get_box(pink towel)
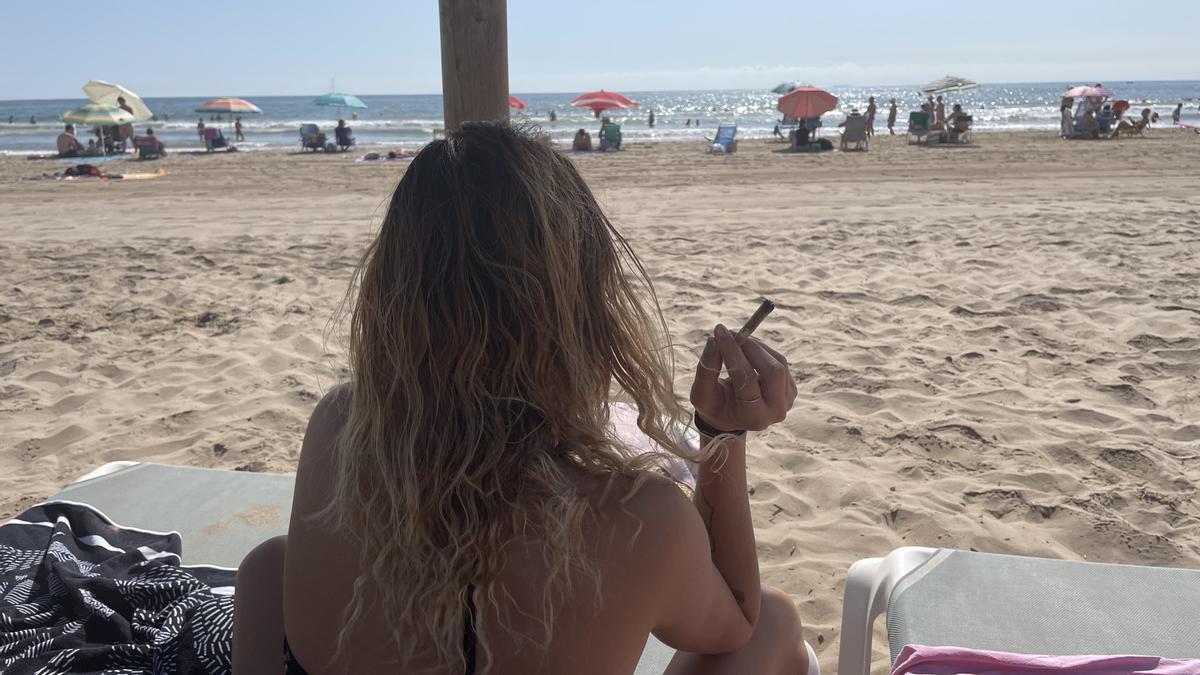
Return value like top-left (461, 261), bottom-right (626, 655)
top-left (892, 644), bottom-right (1200, 675)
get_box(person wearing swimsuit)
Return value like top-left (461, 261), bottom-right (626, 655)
top-left (232, 122), bottom-right (810, 674)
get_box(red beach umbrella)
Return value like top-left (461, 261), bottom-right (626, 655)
top-left (508, 95), bottom-right (527, 109)
top-left (1063, 85), bottom-right (1113, 99)
top-left (569, 90), bottom-right (638, 116)
top-left (776, 87), bottom-right (839, 119)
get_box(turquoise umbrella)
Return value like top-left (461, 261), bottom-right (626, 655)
top-left (62, 102), bottom-right (136, 156)
top-left (313, 92), bottom-right (367, 111)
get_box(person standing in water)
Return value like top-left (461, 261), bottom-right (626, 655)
top-left (648, 110), bottom-right (656, 127)
top-left (549, 110), bottom-right (557, 122)
top-left (865, 96), bottom-right (877, 137)
top-left (1173, 103), bottom-right (1183, 124)
top-left (235, 116), bottom-right (245, 141)
top-left (197, 118), bottom-right (206, 141)
top-left (886, 98), bottom-right (898, 135)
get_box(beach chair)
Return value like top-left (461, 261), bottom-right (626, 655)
top-left (837, 547), bottom-right (1200, 675)
top-left (47, 421), bottom-right (821, 674)
top-left (299, 123), bottom-right (327, 152)
top-left (598, 122), bottom-right (622, 151)
top-left (706, 124), bottom-right (737, 153)
top-left (203, 127), bottom-right (229, 151)
top-left (335, 126), bottom-right (355, 151)
top-left (133, 136), bottom-right (163, 159)
top-left (839, 115), bottom-right (868, 151)
top-left (905, 112), bottom-right (930, 145)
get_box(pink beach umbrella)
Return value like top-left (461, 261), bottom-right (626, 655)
top-left (508, 95), bottom-right (527, 110)
top-left (776, 87), bottom-right (839, 119)
top-left (570, 90), bottom-right (638, 117)
top-left (1063, 85), bottom-right (1113, 99)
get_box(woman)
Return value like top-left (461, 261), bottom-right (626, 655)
top-left (573, 127), bottom-right (593, 151)
top-left (886, 98), bottom-right (897, 135)
top-left (232, 123), bottom-right (809, 674)
top-left (865, 96), bottom-right (877, 137)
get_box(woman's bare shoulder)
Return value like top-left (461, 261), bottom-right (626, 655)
top-left (295, 383), bottom-right (352, 476)
top-left (582, 470), bottom-right (698, 544)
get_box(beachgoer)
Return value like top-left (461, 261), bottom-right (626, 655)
top-left (231, 122), bottom-right (809, 675)
top-left (1111, 108), bottom-right (1151, 138)
top-left (1078, 109), bottom-right (1100, 139)
top-left (1060, 97), bottom-right (1074, 138)
top-left (6, 116), bottom-right (12, 124)
top-left (335, 119), bottom-right (355, 150)
top-left (772, 124), bottom-right (785, 140)
top-left (946, 104), bottom-right (971, 142)
top-left (886, 98), bottom-right (897, 135)
top-left (138, 127), bottom-right (166, 155)
top-left (685, 118), bottom-right (691, 127)
top-left (56, 124), bottom-right (84, 157)
top-left (115, 96), bottom-right (135, 149)
top-left (865, 96), bottom-right (877, 137)
top-left (29, 115), bottom-right (36, 124)
top-left (934, 95), bottom-right (946, 127)
top-left (197, 119), bottom-right (206, 141)
top-left (351, 111), bottom-right (358, 121)
top-left (572, 128), bottom-right (592, 151)
top-left (1173, 103), bottom-right (1183, 124)
top-left (648, 110), bottom-right (655, 128)
top-left (1151, 111), bottom-right (1160, 124)
top-left (793, 119), bottom-right (810, 148)
top-left (235, 116), bottom-right (245, 141)
top-left (549, 110), bottom-right (557, 122)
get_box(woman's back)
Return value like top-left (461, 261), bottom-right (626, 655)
top-left (283, 388), bottom-right (714, 674)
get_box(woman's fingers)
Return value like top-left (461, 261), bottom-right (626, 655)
top-left (689, 334), bottom-right (724, 411)
top-left (714, 324), bottom-right (763, 404)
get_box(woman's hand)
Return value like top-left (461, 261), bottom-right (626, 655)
top-left (689, 324), bottom-right (797, 433)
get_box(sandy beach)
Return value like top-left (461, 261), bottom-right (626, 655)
top-left (2, 130), bottom-right (1199, 671)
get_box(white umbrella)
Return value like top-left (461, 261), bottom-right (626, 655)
top-left (83, 80), bottom-right (153, 122)
top-left (919, 76), bottom-right (979, 95)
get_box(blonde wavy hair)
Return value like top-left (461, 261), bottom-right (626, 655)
top-left (327, 122), bottom-right (693, 672)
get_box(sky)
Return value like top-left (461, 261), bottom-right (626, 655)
top-left (2, 1), bottom-right (1196, 100)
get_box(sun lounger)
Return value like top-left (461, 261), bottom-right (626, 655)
top-left (706, 124), bottom-right (737, 153)
top-left (837, 547), bottom-right (1200, 675)
top-left (299, 123), bottom-right (327, 151)
top-left (839, 115), bottom-right (868, 151)
top-left (905, 112), bottom-right (930, 144)
top-left (50, 454), bottom-right (816, 675)
top-left (599, 122), bottom-right (622, 151)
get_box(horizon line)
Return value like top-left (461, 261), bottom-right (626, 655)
top-left (5, 79), bottom-right (1199, 103)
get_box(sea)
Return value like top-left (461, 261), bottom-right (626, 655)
top-left (2, 81), bottom-right (1197, 155)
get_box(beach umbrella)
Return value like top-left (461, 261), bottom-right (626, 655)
top-left (772, 81), bottom-right (813, 95)
top-left (570, 90), bottom-right (637, 117)
top-left (508, 95), bottom-right (527, 109)
top-left (1063, 85), bottom-right (1113, 99)
top-left (312, 92), bottom-right (367, 110)
top-left (776, 87), bottom-right (839, 119)
top-left (82, 80), bottom-right (153, 121)
top-left (919, 75), bottom-right (979, 95)
top-left (195, 97), bottom-right (263, 115)
top-left (62, 102), bottom-right (136, 156)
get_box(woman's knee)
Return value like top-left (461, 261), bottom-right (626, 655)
top-left (759, 586), bottom-right (808, 672)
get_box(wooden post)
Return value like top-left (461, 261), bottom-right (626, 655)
top-left (439, 0), bottom-right (509, 130)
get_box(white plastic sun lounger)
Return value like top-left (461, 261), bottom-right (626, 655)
top-left (837, 546), bottom-right (1200, 675)
top-left (55, 462), bottom-right (818, 675)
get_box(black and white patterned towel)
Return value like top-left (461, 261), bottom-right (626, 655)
top-left (0, 501), bottom-right (234, 674)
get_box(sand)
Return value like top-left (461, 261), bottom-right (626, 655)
top-left (3, 130), bottom-right (1200, 672)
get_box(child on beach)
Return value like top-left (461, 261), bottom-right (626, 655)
top-left (232, 122), bottom-right (809, 675)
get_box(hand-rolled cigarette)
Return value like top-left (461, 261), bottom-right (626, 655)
top-left (737, 298), bottom-right (776, 338)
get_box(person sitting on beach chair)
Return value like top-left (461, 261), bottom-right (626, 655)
top-left (56, 124), bottom-right (84, 158)
top-left (299, 124), bottom-right (326, 152)
top-left (334, 119), bottom-right (355, 151)
top-left (231, 122), bottom-right (814, 675)
top-left (792, 119), bottom-right (811, 150)
top-left (1112, 108), bottom-right (1151, 138)
top-left (572, 128), bottom-right (593, 151)
top-left (945, 105), bottom-right (973, 143)
top-left (598, 120), bottom-right (622, 151)
top-left (839, 110), bottom-right (869, 151)
top-left (133, 128), bottom-right (166, 159)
